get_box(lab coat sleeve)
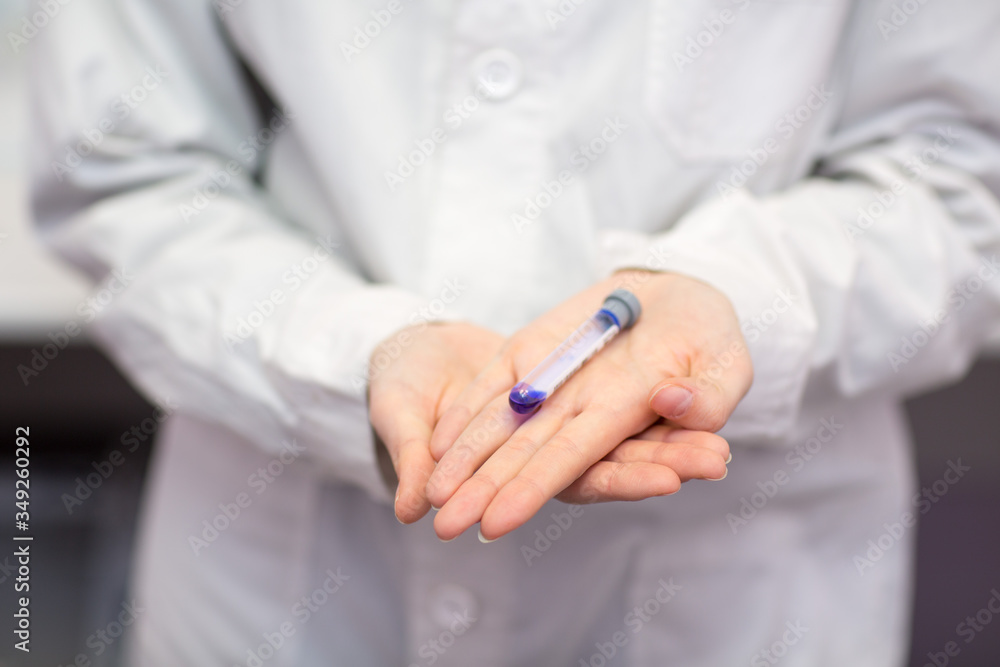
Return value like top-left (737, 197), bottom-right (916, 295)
top-left (28, 1), bottom-right (421, 502)
top-left (601, 0), bottom-right (1000, 444)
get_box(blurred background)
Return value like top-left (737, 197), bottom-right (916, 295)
top-left (0, 1), bottom-right (998, 666)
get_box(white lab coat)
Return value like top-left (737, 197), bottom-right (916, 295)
top-left (28, 1), bottom-right (1000, 665)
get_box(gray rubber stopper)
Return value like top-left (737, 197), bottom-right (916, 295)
top-left (602, 289), bottom-right (642, 329)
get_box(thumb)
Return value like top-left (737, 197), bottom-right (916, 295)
top-left (648, 342), bottom-right (753, 432)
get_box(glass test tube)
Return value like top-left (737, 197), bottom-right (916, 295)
top-left (508, 289), bottom-right (641, 414)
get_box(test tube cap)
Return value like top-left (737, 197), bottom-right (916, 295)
top-left (602, 289), bottom-right (641, 329)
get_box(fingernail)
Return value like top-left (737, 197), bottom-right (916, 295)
top-left (395, 504), bottom-right (408, 524)
top-left (439, 534), bottom-right (456, 543)
top-left (709, 468), bottom-right (728, 482)
top-left (394, 491), bottom-right (404, 524)
top-left (725, 452), bottom-right (733, 464)
top-left (650, 385), bottom-right (694, 420)
top-left (478, 528), bottom-right (496, 544)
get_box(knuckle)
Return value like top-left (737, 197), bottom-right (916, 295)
top-left (443, 403), bottom-right (473, 429)
top-left (468, 472), bottom-right (502, 496)
top-left (465, 417), bottom-right (500, 447)
top-left (698, 402), bottom-right (730, 432)
top-left (651, 441), bottom-right (675, 463)
top-left (435, 444), bottom-right (475, 480)
top-left (448, 442), bottom-right (476, 465)
top-left (577, 480), bottom-right (602, 505)
top-left (602, 464), bottom-right (625, 498)
top-left (504, 433), bottom-right (541, 459)
top-left (541, 399), bottom-right (577, 422)
top-left (512, 475), bottom-right (549, 506)
top-left (546, 433), bottom-right (585, 462)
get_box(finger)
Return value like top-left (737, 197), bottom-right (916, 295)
top-left (556, 461), bottom-right (682, 504)
top-left (373, 401), bottom-right (436, 524)
top-left (394, 434), bottom-right (437, 524)
top-left (628, 424), bottom-right (731, 460)
top-left (424, 393), bottom-right (530, 509)
top-left (603, 439), bottom-right (728, 482)
top-left (428, 357), bottom-right (518, 461)
top-left (647, 341), bottom-right (753, 432)
top-left (431, 405), bottom-right (575, 540)
top-left (478, 406), bottom-right (649, 540)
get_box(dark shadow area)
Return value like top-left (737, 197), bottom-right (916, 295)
top-left (906, 359), bottom-right (1000, 667)
top-left (0, 343), bottom-right (997, 666)
top-left (0, 343), bottom-right (154, 667)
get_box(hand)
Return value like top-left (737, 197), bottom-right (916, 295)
top-left (368, 321), bottom-right (504, 524)
top-left (424, 270), bottom-right (753, 541)
top-left (368, 316), bottom-right (708, 525)
top-left (553, 422), bottom-right (733, 504)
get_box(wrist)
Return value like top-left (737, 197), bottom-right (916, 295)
top-left (609, 268), bottom-right (675, 304)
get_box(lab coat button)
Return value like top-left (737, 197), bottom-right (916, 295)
top-left (471, 48), bottom-right (523, 101)
top-left (427, 583), bottom-right (479, 630)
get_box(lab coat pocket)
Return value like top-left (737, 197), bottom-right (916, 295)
top-left (644, 0), bottom-right (849, 163)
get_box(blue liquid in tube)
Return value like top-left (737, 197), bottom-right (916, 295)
top-left (509, 290), bottom-right (641, 414)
